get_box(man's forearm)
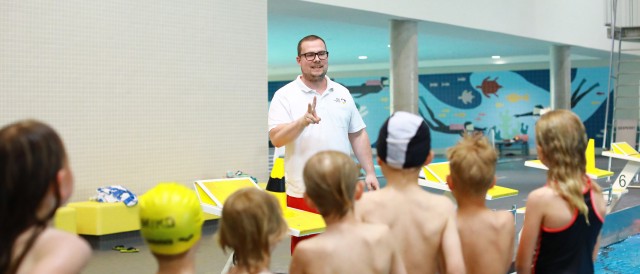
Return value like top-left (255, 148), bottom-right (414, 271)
top-left (349, 130), bottom-right (375, 174)
top-left (270, 118), bottom-right (307, 147)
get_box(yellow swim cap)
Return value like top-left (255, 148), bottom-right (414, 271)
top-left (139, 183), bottom-right (203, 255)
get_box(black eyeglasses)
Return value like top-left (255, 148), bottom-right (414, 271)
top-left (300, 51), bottom-right (329, 61)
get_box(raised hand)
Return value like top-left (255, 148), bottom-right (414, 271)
top-left (303, 96), bottom-right (321, 126)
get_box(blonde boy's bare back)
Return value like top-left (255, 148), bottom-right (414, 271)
top-left (289, 221), bottom-right (404, 274)
top-left (356, 185), bottom-right (462, 274)
top-left (457, 209), bottom-right (514, 274)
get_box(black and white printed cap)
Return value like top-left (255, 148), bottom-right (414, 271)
top-left (377, 111), bottom-right (431, 169)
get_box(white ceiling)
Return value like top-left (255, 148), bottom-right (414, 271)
top-left (267, 0), bottom-right (611, 78)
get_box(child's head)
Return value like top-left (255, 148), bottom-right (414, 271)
top-left (303, 150), bottom-right (361, 218)
top-left (0, 120), bottom-right (71, 272)
top-left (446, 133), bottom-right (497, 197)
top-left (535, 109), bottom-right (587, 177)
top-left (535, 109), bottom-right (593, 221)
top-left (377, 111), bottom-right (432, 172)
top-left (139, 183), bottom-right (204, 256)
top-left (218, 188), bottom-right (288, 272)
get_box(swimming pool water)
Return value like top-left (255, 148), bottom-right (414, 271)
top-left (595, 233), bottom-right (640, 273)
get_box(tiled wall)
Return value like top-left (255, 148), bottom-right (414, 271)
top-left (0, 1), bottom-right (268, 202)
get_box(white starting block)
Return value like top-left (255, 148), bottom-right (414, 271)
top-left (602, 142), bottom-right (640, 213)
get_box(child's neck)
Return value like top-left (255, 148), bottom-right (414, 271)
top-left (229, 261), bottom-right (271, 274)
top-left (382, 169), bottom-right (420, 189)
top-left (156, 255), bottom-right (195, 274)
top-left (455, 195), bottom-right (489, 213)
top-left (323, 210), bottom-right (357, 228)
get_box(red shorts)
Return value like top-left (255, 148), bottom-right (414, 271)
top-left (288, 195), bottom-right (319, 254)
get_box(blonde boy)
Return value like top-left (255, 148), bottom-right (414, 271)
top-left (446, 134), bottom-right (515, 274)
top-left (289, 151), bottom-right (405, 274)
top-left (218, 188), bottom-right (289, 274)
top-left (356, 111), bottom-right (465, 274)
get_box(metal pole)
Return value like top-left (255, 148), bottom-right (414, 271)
top-left (603, 0), bottom-right (618, 151)
top-left (605, 0), bottom-right (619, 182)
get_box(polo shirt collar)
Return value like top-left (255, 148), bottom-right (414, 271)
top-left (296, 75), bottom-right (334, 94)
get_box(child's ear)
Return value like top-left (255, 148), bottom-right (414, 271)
top-left (56, 166), bottom-right (74, 205)
top-left (303, 192), bottom-right (318, 211)
top-left (490, 176), bottom-right (497, 188)
top-left (376, 156), bottom-right (383, 166)
top-left (354, 180), bottom-right (365, 201)
top-left (536, 145), bottom-right (545, 163)
top-left (423, 151), bottom-right (434, 166)
top-left (446, 175), bottom-right (454, 191)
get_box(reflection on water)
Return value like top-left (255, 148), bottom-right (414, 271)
top-left (595, 233), bottom-right (640, 273)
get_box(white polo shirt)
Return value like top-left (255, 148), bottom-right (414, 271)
top-left (268, 75), bottom-right (366, 198)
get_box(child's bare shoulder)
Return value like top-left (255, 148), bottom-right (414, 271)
top-left (27, 228), bottom-right (91, 273)
top-left (291, 240), bottom-right (323, 272)
top-left (527, 186), bottom-right (557, 204)
top-left (491, 210), bottom-right (515, 230)
top-left (361, 189), bottom-right (388, 203)
top-left (417, 191), bottom-right (455, 210)
top-left (357, 190), bottom-right (391, 211)
top-left (39, 228), bottom-right (91, 253)
top-left (295, 236), bottom-right (331, 256)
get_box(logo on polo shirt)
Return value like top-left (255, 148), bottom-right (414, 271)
top-left (333, 98), bottom-right (347, 104)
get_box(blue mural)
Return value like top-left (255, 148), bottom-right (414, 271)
top-left (418, 73), bottom-right (480, 109)
top-left (513, 69), bottom-right (578, 91)
top-left (268, 67), bottom-right (612, 151)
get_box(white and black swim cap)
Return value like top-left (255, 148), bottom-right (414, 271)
top-left (377, 111), bottom-right (431, 169)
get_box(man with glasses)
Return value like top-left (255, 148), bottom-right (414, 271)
top-left (268, 35), bottom-right (379, 253)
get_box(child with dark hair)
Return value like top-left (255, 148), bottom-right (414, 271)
top-left (0, 120), bottom-right (91, 274)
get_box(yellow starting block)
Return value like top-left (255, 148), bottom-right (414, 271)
top-left (419, 162), bottom-right (519, 200)
top-left (525, 139), bottom-right (614, 179)
top-left (604, 142), bottom-right (640, 160)
top-left (67, 201), bottom-right (140, 235)
top-left (54, 206), bottom-right (77, 234)
top-left (194, 178), bottom-right (325, 237)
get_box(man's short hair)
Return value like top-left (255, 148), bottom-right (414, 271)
top-left (297, 35), bottom-right (326, 56)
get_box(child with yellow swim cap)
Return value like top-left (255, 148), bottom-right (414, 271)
top-left (139, 183), bottom-right (204, 274)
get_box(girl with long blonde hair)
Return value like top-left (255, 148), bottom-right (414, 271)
top-left (516, 110), bottom-right (606, 274)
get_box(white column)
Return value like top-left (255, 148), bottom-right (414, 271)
top-left (550, 45), bottom-right (571, 110)
top-left (390, 19), bottom-right (418, 114)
